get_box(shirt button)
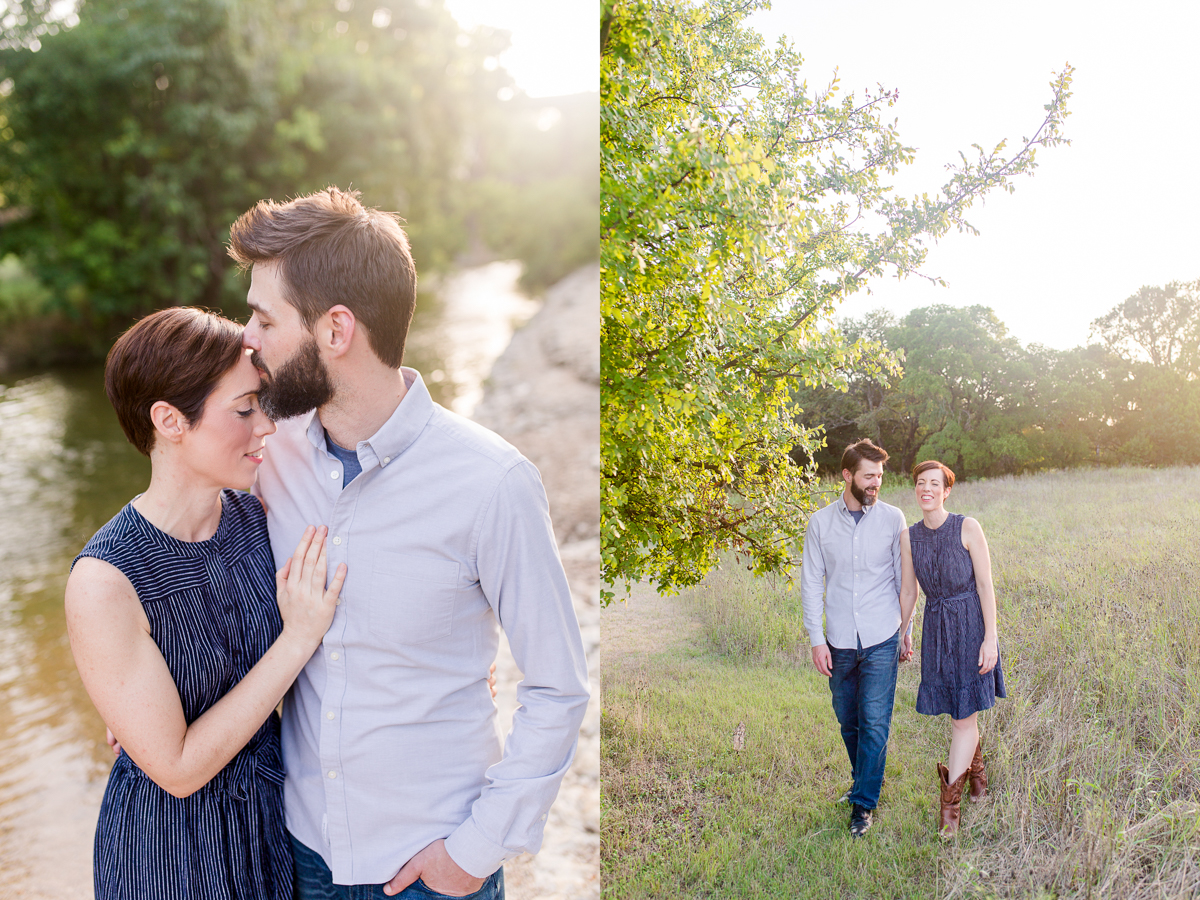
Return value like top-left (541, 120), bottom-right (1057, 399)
top-left (328, 770), bottom-right (337, 779)
top-left (332, 536), bottom-right (342, 545)
top-left (330, 652), bottom-right (339, 660)
top-left (383, 456), bottom-right (391, 465)
top-left (327, 711), bottom-right (335, 720)
top-left (330, 470), bottom-right (339, 479)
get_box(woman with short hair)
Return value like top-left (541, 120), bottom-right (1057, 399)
top-left (899, 460), bottom-right (1006, 836)
top-left (66, 307), bottom-right (345, 899)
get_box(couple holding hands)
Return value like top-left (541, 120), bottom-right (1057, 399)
top-left (802, 439), bottom-right (1006, 838)
top-left (65, 188), bottom-right (589, 899)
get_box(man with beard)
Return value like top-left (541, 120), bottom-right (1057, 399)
top-left (229, 187), bottom-right (589, 898)
top-left (800, 438), bottom-right (908, 838)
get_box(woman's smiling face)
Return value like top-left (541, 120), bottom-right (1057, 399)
top-left (179, 351), bottom-right (277, 491)
top-left (914, 467), bottom-right (950, 513)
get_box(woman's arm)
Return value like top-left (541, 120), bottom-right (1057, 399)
top-left (962, 516), bottom-right (999, 674)
top-left (66, 525), bottom-right (345, 798)
top-left (898, 529), bottom-right (919, 660)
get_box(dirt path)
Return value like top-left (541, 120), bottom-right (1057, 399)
top-left (601, 581), bottom-right (706, 679)
top-left (472, 264), bottom-right (600, 900)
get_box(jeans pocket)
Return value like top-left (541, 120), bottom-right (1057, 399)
top-left (413, 876), bottom-right (493, 899)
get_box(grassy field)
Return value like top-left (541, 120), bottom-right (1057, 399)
top-left (601, 467), bottom-right (1200, 899)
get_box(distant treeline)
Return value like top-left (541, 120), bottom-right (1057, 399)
top-left (0, 0), bottom-right (598, 368)
top-left (794, 281), bottom-right (1200, 476)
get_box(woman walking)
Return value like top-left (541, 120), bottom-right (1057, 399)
top-left (899, 460), bottom-right (1005, 835)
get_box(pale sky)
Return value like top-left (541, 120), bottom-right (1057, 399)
top-left (748, 1), bottom-right (1200, 350)
top-left (442, 0), bottom-right (598, 98)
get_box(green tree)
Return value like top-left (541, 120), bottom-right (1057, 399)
top-left (600, 0), bottom-right (1071, 601)
top-left (889, 305), bottom-right (1040, 476)
top-left (0, 0), bottom-right (509, 331)
top-left (0, 0), bottom-right (597, 363)
top-left (1089, 281), bottom-right (1200, 466)
top-left (1090, 280), bottom-right (1200, 377)
top-left (1026, 342), bottom-right (1122, 467)
top-left (794, 305), bottom-right (1041, 478)
top-left (472, 91), bottom-right (601, 293)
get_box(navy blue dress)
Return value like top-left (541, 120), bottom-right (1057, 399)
top-left (73, 489), bottom-right (292, 900)
top-left (910, 513), bottom-right (1006, 719)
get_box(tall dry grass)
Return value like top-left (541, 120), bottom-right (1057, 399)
top-left (909, 468), bottom-right (1200, 898)
top-left (602, 466), bottom-right (1200, 898)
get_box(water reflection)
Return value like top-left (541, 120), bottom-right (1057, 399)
top-left (0, 370), bottom-right (139, 894)
top-left (0, 263), bottom-right (534, 896)
top-left (407, 261), bottom-right (539, 416)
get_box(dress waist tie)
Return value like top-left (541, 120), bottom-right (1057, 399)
top-left (226, 731), bottom-right (286, 801)
top-left (925, 589), bottom-right (976, 676)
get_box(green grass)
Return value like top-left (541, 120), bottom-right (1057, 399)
top-left (602, 467), bottom-right (1200, 899)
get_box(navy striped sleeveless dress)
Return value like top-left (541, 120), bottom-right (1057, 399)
top-left (910, 513), bottom-right (1006, 719)
top-left (73, 489), bottom-right (292, 900)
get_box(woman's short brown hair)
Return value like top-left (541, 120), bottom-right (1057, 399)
top-left (912, 459), bottom-right (956, 488)
top-left (227, 187), bottom-right (417, 368)
top-left (105, 308), bottom-right (245, 456)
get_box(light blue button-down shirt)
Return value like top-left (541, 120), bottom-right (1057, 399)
top-left (800, 495), bottom-right (905, 650)
top-left (254, 368), bottom-right (590, 883)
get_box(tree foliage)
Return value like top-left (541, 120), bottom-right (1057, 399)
top-left (0, 0), bottom-right (597, 362)
top-left (795, 305), bottom-right (1040, 477)
top-left (600, 0), bottom-right (1071, 601)
top-left (1090, 280), bottom-right (1199, 377)
top-left (796, 288), bottom-right (1200, 479)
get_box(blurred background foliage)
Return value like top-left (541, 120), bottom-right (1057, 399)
top-left (793, 280), bottom-right (1200, 477)
top-left (0, 0), bottom-right (598, 367)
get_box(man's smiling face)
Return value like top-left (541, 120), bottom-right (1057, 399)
top-left (844, 459), bottom-right (884, 507)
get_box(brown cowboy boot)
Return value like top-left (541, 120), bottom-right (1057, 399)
top-left (966, 741), bottom-right (987, 802)
top-left (937, 762), bottom-right (968, 835)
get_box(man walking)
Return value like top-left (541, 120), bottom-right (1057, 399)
top-left (801, 439), bottom-right (907, 838)
top-left (231, 187), bottom-right (590, 897)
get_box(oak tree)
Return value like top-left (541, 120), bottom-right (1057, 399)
top-left (600, 0), bottom-right (1071, 600)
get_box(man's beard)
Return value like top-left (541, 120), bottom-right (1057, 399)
top-left (252, 337), bottom-right (334, 420)
top-left (850, 481), bottom-right (878, 507)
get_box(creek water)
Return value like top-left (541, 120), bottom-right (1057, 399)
top-left (0, 261), bottom-right (536, 896)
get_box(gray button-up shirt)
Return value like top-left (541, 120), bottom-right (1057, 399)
top-left (800, 495), bottom-right (905, 650)
top-left (254, 369), bottom-right (590, 883)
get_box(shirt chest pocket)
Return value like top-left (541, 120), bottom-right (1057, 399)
top-left (368, 551), bottom-right (461, 645)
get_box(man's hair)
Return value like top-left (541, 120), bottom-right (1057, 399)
top-left (912, 459), bottom-right (956, 488)
top-left (105, 307), bottom-right (245, 457)
top-left (840, 438), bottom-right (889, 474)
top-left (227, 187), bottom-right (417, 368)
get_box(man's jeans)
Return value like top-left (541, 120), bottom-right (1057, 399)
top-left (291, 833), bottom-right (505, 900)
top-left (828, 630), bottom-right (899, 810)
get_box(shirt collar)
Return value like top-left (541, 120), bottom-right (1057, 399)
top-left (303, 368), bottom-right (434, 470)
top-left (836, 494), bottom-right (875, 517)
